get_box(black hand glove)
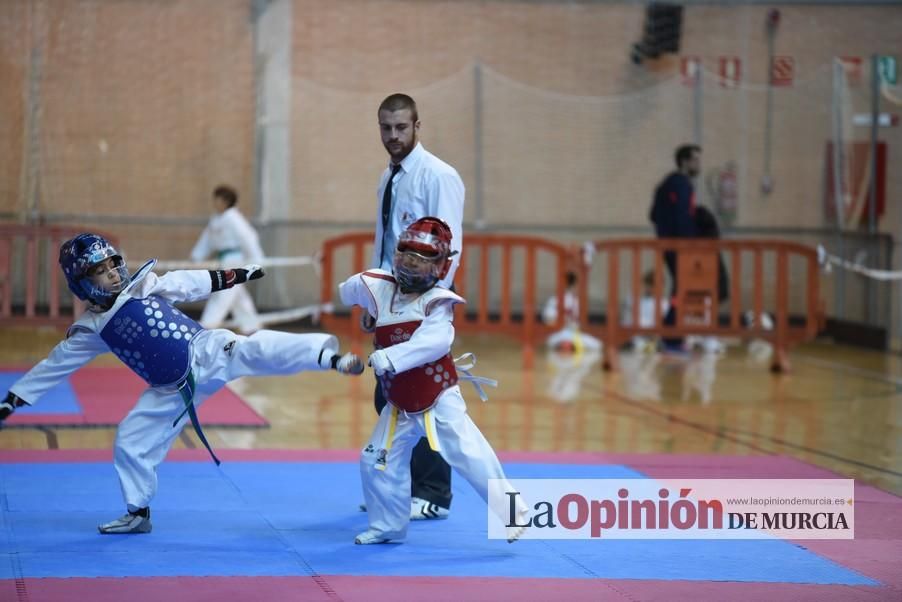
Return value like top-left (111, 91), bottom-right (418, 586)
top-left (0, 392), bottom-right (27, 423)
top-left (210, 265), bottom-right (265, 291)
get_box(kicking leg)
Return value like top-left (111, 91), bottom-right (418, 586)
top-left (222, 330), bottom-right (362, 379)
top-left (430, 389), bottom-right (529, 541)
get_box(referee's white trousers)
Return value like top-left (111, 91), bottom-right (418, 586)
top-left (113, 329), bottom-right (337, 511)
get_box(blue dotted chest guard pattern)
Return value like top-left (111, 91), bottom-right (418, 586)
top-left (99, 296), bottom-right (203, 386)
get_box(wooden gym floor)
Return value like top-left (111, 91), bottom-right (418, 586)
top-left (1, 325), bottom-right (899, 496)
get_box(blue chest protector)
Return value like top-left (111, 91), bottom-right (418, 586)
top-left (99, 296), bottom-right (202, 387)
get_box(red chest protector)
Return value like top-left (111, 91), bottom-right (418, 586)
top-left (374, 322), bottom-right (458, 413)
top-left (363, 271), bottom-right (464, 414)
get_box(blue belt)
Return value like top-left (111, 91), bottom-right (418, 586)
top-left (216, 248), bottom-right (240, 260)
top-left (173, 370), bottom-right (221, 465)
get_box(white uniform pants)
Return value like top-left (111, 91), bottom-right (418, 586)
top-left (199, 251), bottom-right (261, 335)
top-left (114, 329), bottom-right (337, 511)
top-left (199, 285), bottom-right (261, 335)
top-left (546, 326), bottom-right (602, 352)
top-left (359, 386), bottom-right (519, 540)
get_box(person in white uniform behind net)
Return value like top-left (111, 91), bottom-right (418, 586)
top-left (339, 217), bottom-right (527, 545)
top-left (190, 185), bottom-right (263, 335)
top-left (542, 270), bottom-right (601, 354)
top-left (0, 233), bottom-right (364, 535)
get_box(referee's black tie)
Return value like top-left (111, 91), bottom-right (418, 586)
top-left (381, 163), bottom-right (403, 231)
top-left (380, 163), bottom-right (403, 261)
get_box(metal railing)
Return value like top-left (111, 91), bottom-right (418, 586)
top-left (0, 224), bottom-right (118, 327)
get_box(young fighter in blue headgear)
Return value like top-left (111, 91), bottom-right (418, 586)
top-left (0, 233), bottom-right (363, 534)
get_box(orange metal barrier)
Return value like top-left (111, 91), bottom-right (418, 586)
top-left (320, 231), bottom-right (372, 341)
top-left (319, 232), bottom-right (575, 367)
top-left (0, 227), bottom-right (825, 371)
top-left (0, 224), bottom-right (119, 327)
top-left (582, 238), bottom-right (825, 373)
top-left (320, 233), bottom-right (824, 373)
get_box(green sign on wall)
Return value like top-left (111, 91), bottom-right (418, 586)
top-left (878, 56), bottom-right (897, 85)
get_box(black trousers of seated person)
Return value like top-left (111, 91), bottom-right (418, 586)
top-left (374, 381), bottom-right (453, 510)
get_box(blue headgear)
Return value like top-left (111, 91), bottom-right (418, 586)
top-left (59, 233), bottom-right (130, 310)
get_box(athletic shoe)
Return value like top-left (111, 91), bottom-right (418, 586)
top-left (410, 496), bottom-right (449, 520)
top-left (359, 497), bottom-right (450, 520)
top-left (98, 509), bottom-right (152, 534)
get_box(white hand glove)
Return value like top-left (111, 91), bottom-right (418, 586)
top-left (368, 350), bottom-right (394, 376)
top-left (360, 312), bottom-right (376, 333)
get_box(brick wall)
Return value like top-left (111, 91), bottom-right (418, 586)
top-left (1, 0), bottom-right (899, 250)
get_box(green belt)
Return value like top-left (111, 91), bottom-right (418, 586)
top-left (216, 248), bottom-right (240, 260)
top-left (173, 370), bottom-right (221, 465)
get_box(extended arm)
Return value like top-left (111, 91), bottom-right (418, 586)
top-left (4, 331), bottom-right (107, 414)
top-left (142, 267), bottom-right (264, 304)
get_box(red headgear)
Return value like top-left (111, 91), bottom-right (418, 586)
top-left (394, 217), bottom-right (455, 292)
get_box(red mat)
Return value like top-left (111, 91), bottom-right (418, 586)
top-left (7, 367), bottom-right (268, 427)
top-left (17, 575), bottom-right (889, 602)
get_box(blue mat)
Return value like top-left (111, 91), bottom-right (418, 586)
top-left (0, 461), bottom-right (877, 585)
top-left (0, 372), bottom-right (82, 414)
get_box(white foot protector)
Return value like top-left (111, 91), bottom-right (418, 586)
top-left (506, 509), bottom-right (530, 543)
top-left (354, 529), bottom-right (391, 545)
top-left (336, 353), bottom-right (365, 375)
top-left (98, 511), bottom-right (152, 534)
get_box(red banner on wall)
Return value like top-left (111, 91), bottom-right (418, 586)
top-left (719, 57), bottom-right (741, 88)
top-left (681, 56), bottom-right (701, 86)
top-left (824, 141), bottom-right (886, 226)
top-left (771, 56), bottom-right (795, 86)
top-left (838, 56), bottom-right (863, 85)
